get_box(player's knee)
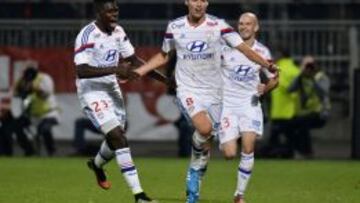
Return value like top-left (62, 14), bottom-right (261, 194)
top-left (192, 113), bottom-right (213, 137)
top-left (242, 148), bottom-right (254, 154)
top-left (223, 148), bottom-right (237, 160)
top-left (105, 126), bottom-right (128, 149)
top-left (242, 147), bottom-right (254, 155)
top-left (196, 122), bottom-right (212, 137)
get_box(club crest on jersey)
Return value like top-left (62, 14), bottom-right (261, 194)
top-left (186, 40), bottom-right (208, 53)
top-left (206, 21), bottom-right (218, 27)
top-left (104, 49), bottom-right (117, 62)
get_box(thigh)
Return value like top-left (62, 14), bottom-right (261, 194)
top-left (176, 91), bottom-right (207, 119)
top-left (238, 105), bottom-right (264, 137)
top-left (82, 91), bottom-right (125, 132)
top-left (219, 108), bottom-right (240, 145)
top-left (108, 85), bottom-right (126, 123)
top-left (177, 90), bottom-right (221, 133)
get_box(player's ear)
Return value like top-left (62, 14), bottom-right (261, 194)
top-left (204, 0), bottom-right (209, 7)
top-left (254, 23), bottom-right (259, 32)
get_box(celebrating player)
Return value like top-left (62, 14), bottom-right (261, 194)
top-left (73, 0), bottom-right (162, 202)
top-left (134, 0), bottom-right (277, 202)
top-left (219, 12), bottom-right (278, 203)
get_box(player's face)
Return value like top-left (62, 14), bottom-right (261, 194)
top-left (98, 2), bottom-right (119, 30)
top-left (238, 15), bottom-right (258, 41)
top-left (186, 0), bottom-right (208, 20)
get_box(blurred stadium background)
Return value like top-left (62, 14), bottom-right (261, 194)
top-left (0, 0), bottom-right (360, 158)
top-left (1, 1), bottom-right (360, 203)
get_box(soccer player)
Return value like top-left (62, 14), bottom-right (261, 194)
top-left (219, 12), bottom-right (278, 203)
top-left (134, 1), bottom-right (277, 202)
top-left (73, 0), bottom-right (162, 202)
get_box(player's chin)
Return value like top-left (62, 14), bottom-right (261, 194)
top-left (109, 22), bottom-right (117, 29)
top-left (196, 12), bottom-right (205, 18)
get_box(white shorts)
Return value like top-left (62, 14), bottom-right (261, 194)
top-left (219, 104), bottom-right (263, 145)
top-left (79, 87), bottom-right (126, 134)
top-left (176, 89), bottom-right (222, 131)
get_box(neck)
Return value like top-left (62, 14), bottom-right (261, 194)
top-left (95, 20), bottom-right (113, 35)
top-left (245, 37), bottom-right (256, 47)
top-left (187, 14), bottom-right (205, 27)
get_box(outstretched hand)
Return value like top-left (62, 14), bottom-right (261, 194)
top-left (268, 63), bottom-right (280, 78)
top-left (116, 62), bottom-right (140, 81)
top-left (268, 63), bottom-right (279, 73)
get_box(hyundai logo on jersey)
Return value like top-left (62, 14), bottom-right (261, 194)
top-left (183, 40), bottom-right (213, 60)
top-left (186, 40), bottom-right (208, 53)
top-left (105, 49), bottom-right (117, 62)
top-left (230, 65), bottom-right (256, 82)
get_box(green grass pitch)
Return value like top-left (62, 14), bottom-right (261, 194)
top-left (0, 157), bottom-right (359, 203)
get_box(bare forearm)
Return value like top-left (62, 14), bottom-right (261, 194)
top-left (136, 52), bottom-right (169, 76)
top-left (147, 69), bottom-right (169, 84)
top-left (265, 78), bottom-right (279, 93)
top-left (76, 64), bottom-right (117, 79)
top-left (236, 43), bottom-right (271, 68)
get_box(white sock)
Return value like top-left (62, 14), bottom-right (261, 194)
top-left (94, 140), bottom-right (114, 168)
top-left (115, 147), bottom-right (143, 194)
top-left (235, 152), bottom-right (254, 197)
top-left (190, 131), bottom-right (210, 171)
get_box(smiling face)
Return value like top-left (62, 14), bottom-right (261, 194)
top-left (238, 13), bottom-right (259, 41)
top-left (96, 1), bottom-right (119, 32)
top-left (186, 0), bottom-right (208, 21)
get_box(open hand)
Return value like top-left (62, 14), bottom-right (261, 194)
top-left (116, 62), bottom-right (140, 81)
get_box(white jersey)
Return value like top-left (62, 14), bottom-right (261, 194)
top-left (74, 21), bottom-right (135, 99)
top-left (73, 22), bottom-right (133, 133)
top-left (221, 40), bottom-right (273, 107)
top-left (162, 14), bottom-right (243, 96)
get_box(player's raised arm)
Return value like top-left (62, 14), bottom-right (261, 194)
top-left (235, 42), bottom-right (273, 69)
top-left (220, 19), bottom-right (276, 72)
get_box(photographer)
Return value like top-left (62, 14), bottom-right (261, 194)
top-left (288, 56), bottom-right (331, 158)
top-left (13, 66), bottom-right (60, 156)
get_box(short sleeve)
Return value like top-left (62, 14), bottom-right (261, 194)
top-left (219, 19), bottom-right (243, 48)
top-left (118, 29), bottom-right (135, 58)
top-left (264, 47), bottom-right (273, 62)
top-left (74, 29), bottom-right (95, 66)
top-left (161, 23), bottom-right (175, 53)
